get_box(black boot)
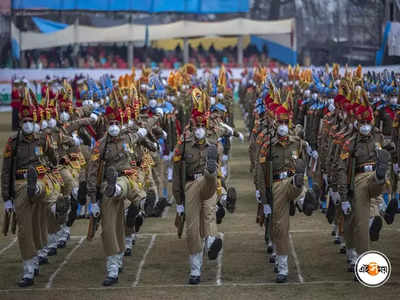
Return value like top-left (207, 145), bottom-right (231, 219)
top-left (77, 181), bottom-right (87, 205)
top-left (216, 203), bottom-right (225, 224)
top-left (276, 274), bottom-right (288, 283)
top-left (384, 198), bottom-right (398, 225)
top-left (208, 237), bottom-right (222, 260)
top-left (18, 278), bottom-right (34, 288)
top-left (144, 191), bottom-right (156, 216)
top-left (206, 144), bottom-right (218, 174)
top-left (57, 240), bottom-right (66, 249)
top-left (188, 275), bottom-right (200, 285)
top-left (102, 277), bottom-right (118, 286)
top-left (124, 248), bottom-right (132, 257)
top-left (369, 216), bottom-right (383, 242)
top-left (39, 256), bottom-right (48, 265)
top-left (48, 248), bottom-right (57, 256)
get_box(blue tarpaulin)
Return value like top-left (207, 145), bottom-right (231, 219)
top-left (251, 36), bottom-right (297, 65)
top-left (375, 21), bottom-right (391, 66)
top-left (13, 0), bottom-right (249, 13)
top-left (32, 17), bottom-right (68, 33)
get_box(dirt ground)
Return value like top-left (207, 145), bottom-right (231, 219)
top-left (0, 109), bottom-right (399, 300)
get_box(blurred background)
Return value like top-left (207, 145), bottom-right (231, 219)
top-left (0, 0), bottom-right (399, 69)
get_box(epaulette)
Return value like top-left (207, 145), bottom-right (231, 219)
top-left (3, 136), bottom-right (16, 158)
top-left (342, 136), bottom-right (356, 153)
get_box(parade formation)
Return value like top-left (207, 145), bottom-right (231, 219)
top-left (2, 64), bottom-right (400, 288)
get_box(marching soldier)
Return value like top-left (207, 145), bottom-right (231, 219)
top-left (172, 92), bottom-right (222, 285)
top-left (337, 91), bottom-right (392, 275)
top-left (256, 100), bottom-right (319, 283)
top-left (2, 91), bottom-right (60, 287)
top-left (86, 94), bottom-right (151, 286)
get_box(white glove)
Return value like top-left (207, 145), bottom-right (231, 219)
top-left (221, 123), bottom-right (234, 136)
top-left (51, 203), bottom-right (56, 215)
top-left (255, 190), bottom-right (261, 203)
top-left (90, 113), bottom-right (98, 122)
top-left (91, 202), bottom-right (101, 217)
top-left (312, 150), bottom-right (319, 159)
top-left (4, 200), bottom-right (13, 213)
top-left (73, 136), bottom-right (81, 146)
top-left (341, 201), bottom-right (352, 215)
top-left (155, 107), bottom-right (164, 116)
top-left (137, 127), bottom-right (148, 137)
top-left (330, 191), bottom-right (340, 205)
top-left (162, 130), bottom-right (168, 139)
top-left (222, 154), bottom-right (229, 162)
top-left (394, 163), bottom-right (400, 175)
top-left (167, 167), bottom-right (173, 181)
top-left (323, 174), bottom-right (328, 186)
top-left (221, 165), bottom-right (227, 178)
top-left (305, 142), bottom-right (312, 156)
top-left (238, 132), bottom-right (244, 142)
top-left (176, 204), bottom-right (184, 215)
top-left (220, 194), bottom-right (228, 207)
top-left (263, 204), bottom-right (272, 216)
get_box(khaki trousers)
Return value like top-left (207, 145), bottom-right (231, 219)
top-left (271, 177), bottom-right (302, 256)
top-left (14, 175), bottom-right (58, 260)
top-left (101, 175), bottom-right (146, 256)
top-left (344, 172), bottom-right (385, 255)
top-left (185, 171), bottom-right (217, 255)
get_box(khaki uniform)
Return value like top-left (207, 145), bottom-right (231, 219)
top-left (87, 132), bottom-right (146, 257)
top-left (2, 133), bottom-right (58, 261)
top-left (172, 135), bottom-right (218, 255)
top-left (337, 130), bottom-right (386, 260)
top-left (256, 135), bottom-right (306, 256)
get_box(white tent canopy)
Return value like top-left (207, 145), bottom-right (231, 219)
top-left (12, 18), bottom-right (296, 51)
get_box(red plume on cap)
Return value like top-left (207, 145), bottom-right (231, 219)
top-left (355, 90), bottom-right (373, 122)
top-left (274, 104), bottom-right (290, 121)
top-left (191, 108), bottom-right (207, 126)
top-left (105, 88), bottom-right (123, 123)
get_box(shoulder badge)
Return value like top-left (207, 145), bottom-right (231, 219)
top-left (340, 152), bottom-right (349, 160)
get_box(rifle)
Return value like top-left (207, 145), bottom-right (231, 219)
top-left (264, 126), bottom-right (274, 244)
top-left (2, 128), bottom-right (20, 236)
top-left (87, 134), bottom-right (109, 241)
top-left (347, 133), bottom-right (359, 203)
top-left (174, 130), bottom-right (186, 238)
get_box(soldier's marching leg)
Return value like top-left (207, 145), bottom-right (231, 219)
top-left (37, 201), bottom-right (50, 265)
top-left (185, 144), bottom-right (219, 284)
top-left (14, 169), bottom-right (55, 287)
top-left (271, 178), bottom-right (302, 283)
top-left (101, 177), bottom-right (125, 286)
top-left (352, 169), bottom-right (388, 268)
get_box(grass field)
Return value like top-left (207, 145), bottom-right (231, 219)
top-left (0, 109), bottom-right (399, 299)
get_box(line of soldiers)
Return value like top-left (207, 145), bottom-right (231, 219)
top-left (3, 64), bottom-right (242, 287)
top-left (243, 64), bottom-right (399, 283)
